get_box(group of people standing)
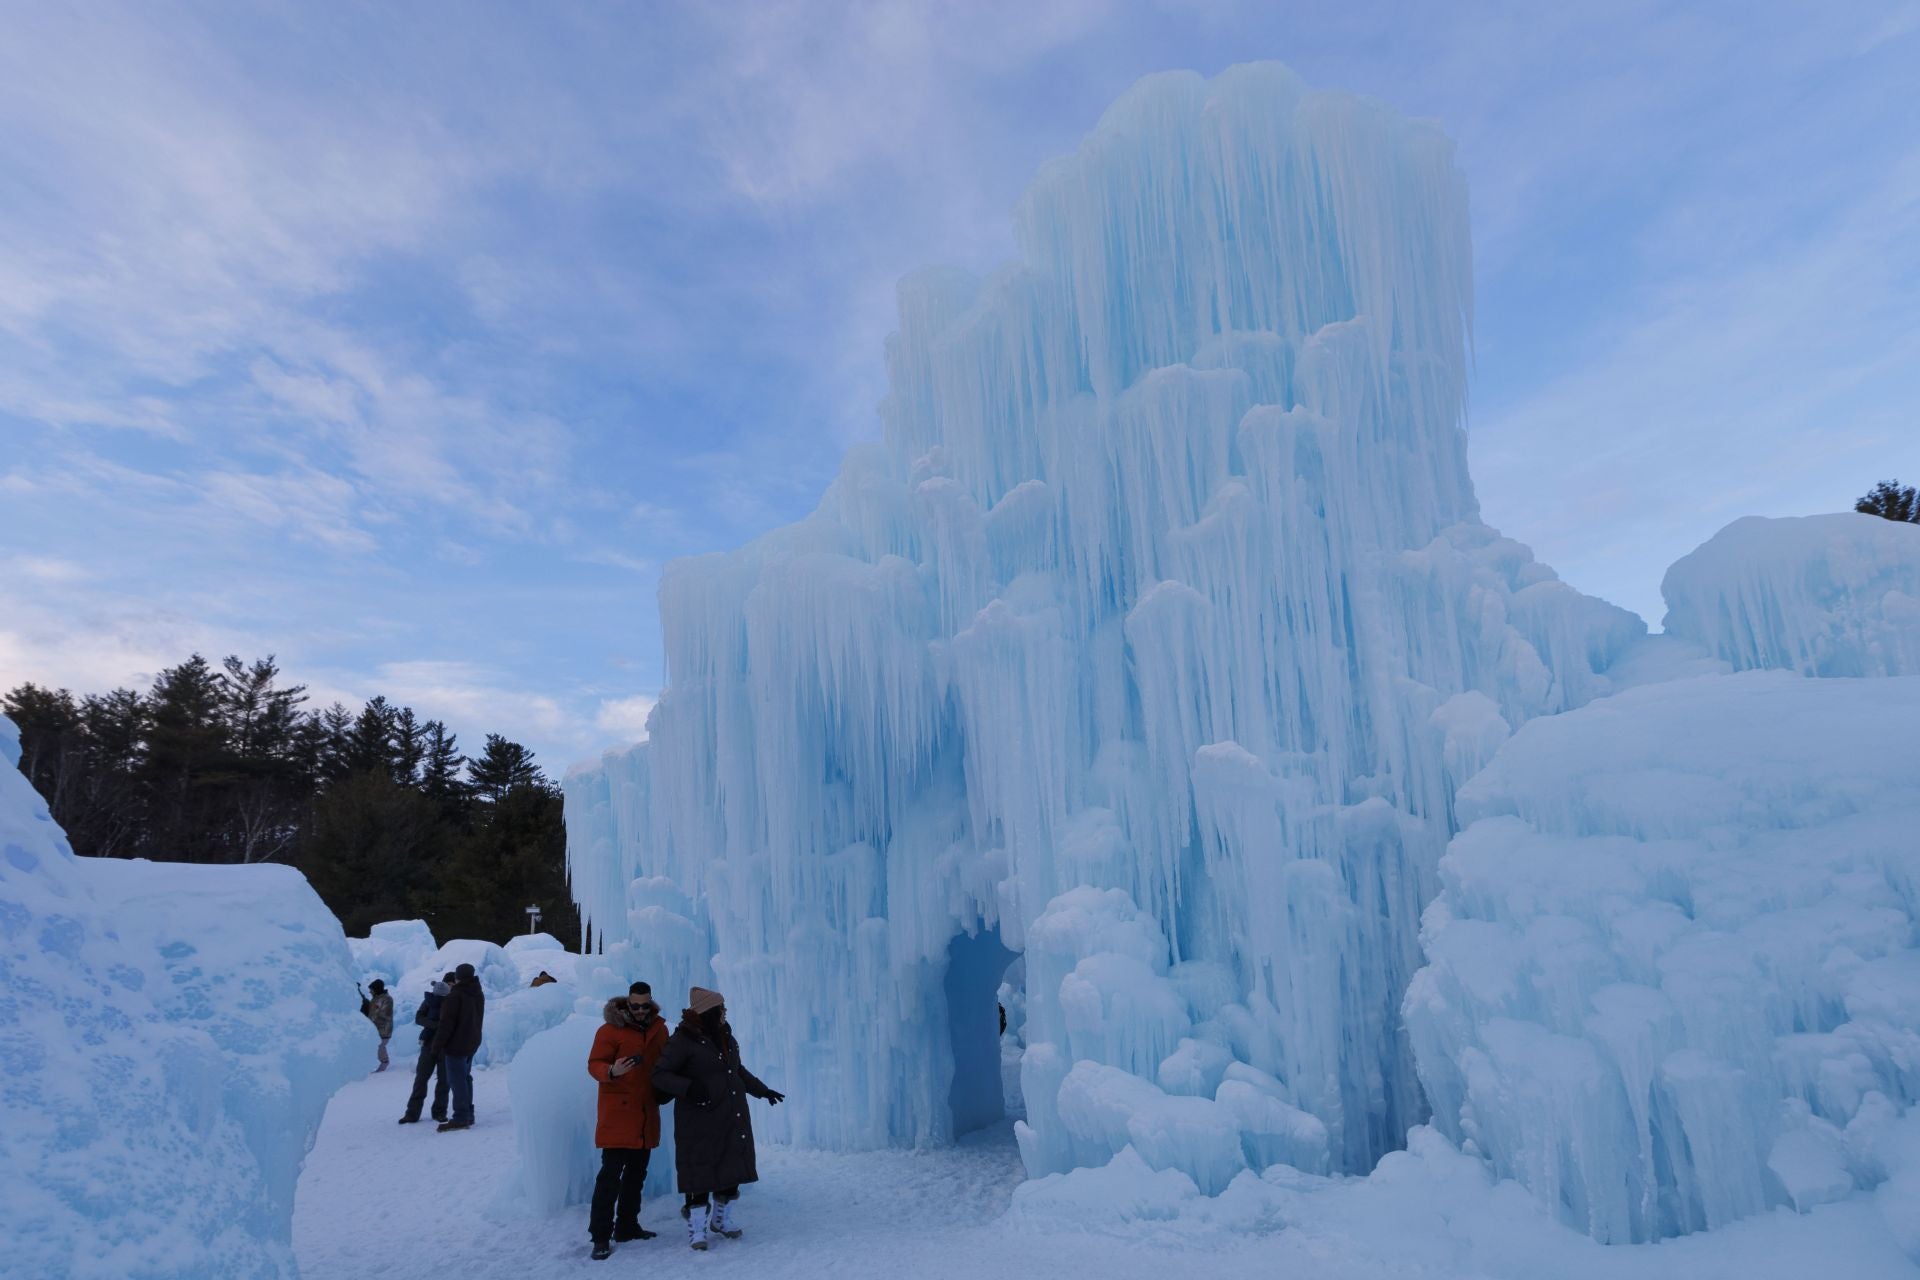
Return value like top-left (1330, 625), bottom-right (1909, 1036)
top-left (587, 982), bottom-right (784, 1258)
top-left (363, 962), bottom-right (485, 1131)
top-left (360, 969), bottom-right (782, 1257)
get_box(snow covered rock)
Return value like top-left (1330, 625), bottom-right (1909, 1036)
top-left (563, 60), bottom-right (1643, 1198)
top-left (1406, 672), bottom-right (1920, 1244)
top-left (1662, 514), bottom-right (1920, 677)
top-left (0, 715), bottom-right (368, 1279)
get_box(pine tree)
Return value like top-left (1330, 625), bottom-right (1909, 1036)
top-left (140, 656), bottom-right (230, 860)
top-left (208, 656), bottom-right (311, 865)
top-left (439, 776), bottom-right (578, 944)
top-left (420, 720), bottom-right (467, 803)
top-left (218, 655), bottom-right (306, 759)
top-left (316, 703), bottom-right (355, 783)
top-left (392, 706), bottom-right (427, 787)
top-left (343, 696), bottom-right (398, 778)
top-left (1855, 480), bottom-right (1920, 523)
top-left (75, 689), bottom-right (149, 858)
top-left (467, 734), bottom-right (543, 803)
top-left (2, 682), bottom-right (82, 810)
top-left (298, 771), bottom-right (451, 936)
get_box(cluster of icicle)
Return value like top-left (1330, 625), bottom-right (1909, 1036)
top-left (565, 63), bottom-right (1643, 1188)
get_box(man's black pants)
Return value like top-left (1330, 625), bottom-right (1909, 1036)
top-left (589, 1147), bottom-right (652, 1241)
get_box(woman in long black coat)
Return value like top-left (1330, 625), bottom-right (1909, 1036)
top-left (651, 986), bottom-right (784, 1250)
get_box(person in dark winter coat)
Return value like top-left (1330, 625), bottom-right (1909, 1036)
top-left (584, 982), bottom-right (669, 1260)
top-left (399, 973), bottom-right (455, 1125)
top-left (650, 986), bottom-right (783, 1250)
top-left (430, 962), bottom-right (485, 1131)
top-left (364, 979), bottom-right (395, 1071)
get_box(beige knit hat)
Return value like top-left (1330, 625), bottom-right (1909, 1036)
top-left (688, 986), bottom-right (725, 1015)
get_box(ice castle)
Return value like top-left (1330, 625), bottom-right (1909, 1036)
top-left (563, 63), bottom-right (1920, 1243)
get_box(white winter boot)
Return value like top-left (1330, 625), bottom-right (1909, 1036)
top-left (686, 1202), bottom-right (710, 1251)
top-left (711, 1197), bottom-right (741, 1239)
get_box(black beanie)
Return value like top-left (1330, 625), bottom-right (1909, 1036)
top-left (368, 979), bottom-right (386, 994)
top-left (455, 962), bottom-right (476, 980)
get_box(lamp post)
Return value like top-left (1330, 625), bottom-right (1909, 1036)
top-left (525, 903), bottom-right (542, 937)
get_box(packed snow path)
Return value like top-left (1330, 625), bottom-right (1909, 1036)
top-left (293, 1067), bottom-right (1919, 1279)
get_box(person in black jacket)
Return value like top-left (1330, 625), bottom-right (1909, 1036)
top-left (398, 972), bottom-right (455, 1125)
top-left (650, 986), bottom-right (783, 1250)
top-left (431, 962), bottom-right (485, 1131)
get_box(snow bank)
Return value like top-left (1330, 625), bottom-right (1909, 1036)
top-left (0, 715), bottom-right (368, 1279)
top-left (564, 61), bottom-right (1643, 1198)
top-left (1662, 514), bottom-right (1920, 677)
top-left (1406, 672), bottom-right (1920, 1245)
top-left (1006, 1123), bottom-right (1920, 1274)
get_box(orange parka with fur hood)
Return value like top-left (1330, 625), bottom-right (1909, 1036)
top-left (587, 996), bottom-right (668, 1149)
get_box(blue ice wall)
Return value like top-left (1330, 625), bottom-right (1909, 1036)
top-left (565, 63), bottom-right (1642, 1180)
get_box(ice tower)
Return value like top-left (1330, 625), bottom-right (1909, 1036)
top-left (564, 63), bottom-right (1644, 1185)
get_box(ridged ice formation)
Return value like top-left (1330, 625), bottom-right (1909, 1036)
top-left (564, 63), bottom-right (1644, 1184)
top-left (1406, 671), bottom-right (1920, 1243)
top-left (0, 715), bottom-right (368, 1278)
top-left (1662, 513), bottom-right (1920, 678)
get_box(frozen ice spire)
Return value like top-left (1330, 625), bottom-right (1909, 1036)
top-left (566, 62), bottom-right (1640, 1178)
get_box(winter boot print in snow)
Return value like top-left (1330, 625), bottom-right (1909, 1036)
top-left (686, 1203), bottom-right (710, 1251)
top-left (711, 1198), bottom-right (741, 1239)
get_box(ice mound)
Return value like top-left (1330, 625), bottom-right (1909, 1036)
top-left (563, 60), bottom-right (1645, 1202)
top-left (347, 918), bottom-right (437, 989)
top-left (0, 715), bottom-right (368, 1279)
top-left (354, 926), bottom-right (585, 1068)
top-left (1406, 671), bottom-right (1920, 1244)
top-left (504, 931), bottom-right (584, 985)
top-left (1663, 514), bottom-right (1920, 677)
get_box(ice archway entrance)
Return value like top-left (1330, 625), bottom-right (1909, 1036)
top-left (562, 61), bottom-right (1643, 1191)
top-left (945, 925), bottom-right (1020, 1137)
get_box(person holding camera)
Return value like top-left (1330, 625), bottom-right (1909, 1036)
top-left (359, 979), bottom-right (394, 1071)
top-left (585, 981), bottom-right (668, 1259)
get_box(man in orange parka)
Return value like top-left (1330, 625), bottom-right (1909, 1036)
top-left (586, 981), bottom-right (669, 1260)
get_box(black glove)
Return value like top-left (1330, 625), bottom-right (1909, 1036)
top-left (764, 1090), bottom-right (785, 1105)
top-left (685, 1079), bottom-right (711, 1107)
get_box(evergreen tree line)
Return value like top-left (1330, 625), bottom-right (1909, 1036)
top-left (1857, 480), bottom-right (1920, 523)
top-left (3, 654), bottom-right (578, 944)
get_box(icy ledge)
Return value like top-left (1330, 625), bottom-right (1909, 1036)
top-left (1406, 671), bottom-right (1920, 1246)
top-left (1663, 513), bottom-right (1920, 677)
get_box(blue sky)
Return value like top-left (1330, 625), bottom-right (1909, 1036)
top-left (2, 1), bottom-right (1915, 772)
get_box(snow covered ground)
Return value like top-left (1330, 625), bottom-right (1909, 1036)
top-left (293, 1065), bottom-right (1920, 1279)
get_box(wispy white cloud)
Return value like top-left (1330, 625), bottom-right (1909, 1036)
top-left (594, 694), bottom-right (657, 742)
top-left (199, 467), bottom-right (379, 554)
top-left (2, 0), bottom-right (1912, 775)
top-left (372, 660), bottom-right (585, 763)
